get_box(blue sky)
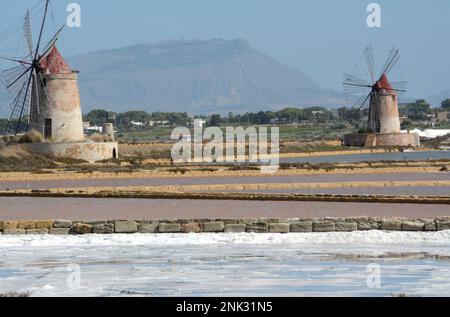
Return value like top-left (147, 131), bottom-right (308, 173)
top-left (0, 0), bottom-right (449, 99)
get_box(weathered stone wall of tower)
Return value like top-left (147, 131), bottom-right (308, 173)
top-left (378, 92), bottom-right (401, 134)
top-left (30, 72), bottom-right (85, 143)
top-left (343, 132), bottom-right (420, 148)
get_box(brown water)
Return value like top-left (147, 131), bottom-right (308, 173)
top-left (1, 172), bottom-right (449, 190)
top-left (1, 197), bottom-right (449, 220)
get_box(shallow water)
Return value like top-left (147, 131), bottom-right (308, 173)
top-left (1, 232), bottom-right (450, 297)
top-left (281, 150), bottom-right (450, 164)
top-left (1, 197), bottom-right (450, 220)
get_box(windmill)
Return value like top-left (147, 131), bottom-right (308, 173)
top-left (0, 0), bottom-right (64, 135)
top-left (343, 46), bottom-right (408, 134)
top-left (0, 1), bottom-right (118, 160)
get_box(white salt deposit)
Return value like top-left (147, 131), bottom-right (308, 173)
top-left (1, 232), bottom-right (450, 297)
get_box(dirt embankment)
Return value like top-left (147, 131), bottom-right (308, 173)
top-left (119, 141), bottom-right (431, 160)
top-left (0, 163), bottom-right (446, 182)
top-left (1, 186), bottom-right (450, 205)
top-left (0, 141), bottom-right (448, 178)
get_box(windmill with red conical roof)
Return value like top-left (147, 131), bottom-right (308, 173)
top-left (0, 0), bottom-right (84, 142)
top-left (343, 46), bottom-right (420, 147)
top-left (0, 1), bottom-right (118, 161)
top-left (343, 46), bottom-right (407, 134)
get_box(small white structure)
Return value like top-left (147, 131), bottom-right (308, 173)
top-left (149, 120), bottom-right (170, 127)
top-left (84, 126), bottom-right (102, 133)
top-left (194, 119), bottom-right (206, 129)
top-left (131, 121), bottom-right (145, 128)
top-left (401, 129), bottom-right (450, 139)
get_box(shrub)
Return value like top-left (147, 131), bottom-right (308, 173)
top-left (89, 133), bottom-right (113, 142)
top-left (18, 129), bottom-right (42, 144)
top-left (2, 135), bottom-right (20, 144)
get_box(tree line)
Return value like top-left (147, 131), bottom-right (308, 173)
top-left (83, 107), bottom-right (336, 130)
top-left (2, 98), bottom-right (449, 133)
top-left (83, 110), bottom-right (192, 129)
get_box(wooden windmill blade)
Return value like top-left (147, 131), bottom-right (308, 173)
top-left (379, 46), bottom-right (400, 78)
top-left (363, 45), bottom-right (376, 84)
top-left (1, 63), bottom-right (31, 133)
top-left (24, 5), bottom-right (41, 123)
top-left (342, 74), bottom-right (372, 104)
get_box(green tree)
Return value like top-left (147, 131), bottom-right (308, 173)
top-left (338, 107), bottom-right (361, 124)
top-left (151, 112), bottom-right (191, 125)
top-left (0, 118), bottom-right (8, 132)
top-left (401, 119), bottom-right (413, 130)
top-left (442, 99), bottom-right (450, 110)
top-left (116, 111), bottom-right (151, 128)
top-left (210, 114), bottom-right (222, 126)
top-left (227, 112), bottom-right (235, 124)
top-left (84, 109), bottom-right (116, 126)
top-left (276, 108), bottom-right (304, 122)
top-left (405, 100), bottom-right (432, 121)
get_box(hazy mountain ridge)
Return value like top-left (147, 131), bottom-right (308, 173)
top-left (427, 89), bottom-right (450, 107)
top-left (1, 39), bottom-right (345, 115)
top-left (67, 39), bottom-right (343, 114)
top-left (1, 39), bottom-right (448, 116)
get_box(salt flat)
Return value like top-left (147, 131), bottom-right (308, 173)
top-left (1, 231), bottom-right (450, 297)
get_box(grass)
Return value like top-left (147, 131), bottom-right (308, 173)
top-left (279, 142), bottom-right (345, 153)
top-left (117, 127), bottom-right (175, 142)
top-left (0, 144), bottom-right (64, 171)
top-left (115, 125), bottom-right (352, 143)
top-left (0, 154), bottom-right (56, 172)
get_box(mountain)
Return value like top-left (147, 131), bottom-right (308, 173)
top-left (427, 89), bottom-right (450, 107)
top-left (1, 39), bottom-right (345, 116)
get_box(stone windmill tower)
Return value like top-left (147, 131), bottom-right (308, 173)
top-left (367, 73), bottom-right (401, 134)
top-left (343, 46), bottom-right (420, 148)
top-left (1, 1), bottom-right (118, 161)
top-left (29, 45), bottom-right (85, 142)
